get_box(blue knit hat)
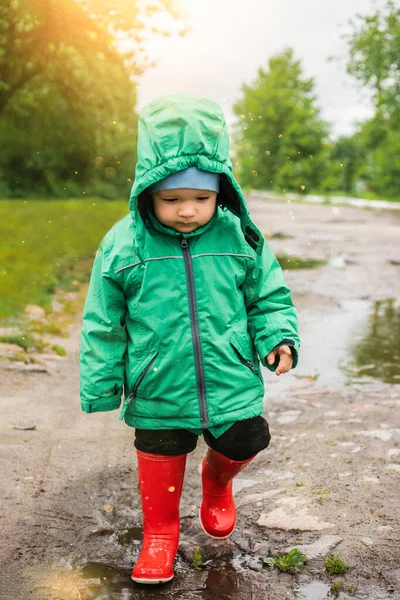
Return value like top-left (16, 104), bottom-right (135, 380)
top-left (148, 166), bottom-right (220, 193)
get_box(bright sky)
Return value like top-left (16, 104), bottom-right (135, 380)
top-left (137, 0), bottom-right (386, 139)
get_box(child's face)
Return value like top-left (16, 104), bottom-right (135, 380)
top-left (152, 189), bottom-right (217, 233)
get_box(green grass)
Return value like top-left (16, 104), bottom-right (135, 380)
top-left (0, 198), bottom-right (128, 319)
top-left (325, 553), bottom-right (350, 576)
top-left (51, 344), bottom-right (67, 357)
top-left (347, 584), bottom-right (357, 596)
top-left (193, 547), bottom-right (206, 570)
top-left (0, 332), bottom-right (46, 351)
top-left (263, 548), bottom-right (307, 572)
top-left (330, 581), bottom-right (344, 597)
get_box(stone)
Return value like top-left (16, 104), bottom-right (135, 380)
top-left (361, 537), bottom-right (374, 546)
top-left (88, 527), bottom-right (114, 537)
top-left (276, 410), bottom-right (302, 425)
top-left (357, 430), bottom-right (392, 442)
top-left (25, 304), bottom-right (46, 320)
top-left (237, 488), bottom-right (282, 508)
top-left (257, 508), bottom-right (335, 531)
top-left (0, 343), bottom-right (23, 358)
top-left (233, 478), bottom-right (259, 493)
top-left (287, 534), bottom-right (342, 559)
top-left (22, 516), bottom-right (41, 527)
top-left (5, 363), bottom-right (49, 374)
top-left (252, 540), bottom-right (271, 556)
top-left (13, 423), bottom-right (37, 431)
top-left (386, 464), bottom-right (400, 472)
top-left (388, 448), bottom-right (400, 458)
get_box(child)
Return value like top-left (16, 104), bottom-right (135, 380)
top-left (80, 93), bottom-right (299, 585)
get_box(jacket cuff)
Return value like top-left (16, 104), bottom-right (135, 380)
top-left (275, 338), bottom-right (298, 368)
top-left (81, 393), bottom-right (122, 414)
top-left (257, 333), bottom-right (299, 371)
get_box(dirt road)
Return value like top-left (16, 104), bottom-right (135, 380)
top-left (1, 198), bottom-right (399, 600)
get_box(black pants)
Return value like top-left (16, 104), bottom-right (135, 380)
top-left (134, 416), bottom-right (271, 461)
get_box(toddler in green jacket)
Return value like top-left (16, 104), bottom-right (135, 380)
top-left (80, 93), bottom-right (300, 584)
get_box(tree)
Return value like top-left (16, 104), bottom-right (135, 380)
top-left (0, 0), bottom-right (184, 116)
top-left (342, 1), bottom-right (400, 198)
top-left (345, 0), bottom-right (400, 123)
top-left (0, 0), bottom-right (184, 198)
top-left (328, 135), bottom-right (364, 194)
top-left (233, 48), bottom-right (329, 193)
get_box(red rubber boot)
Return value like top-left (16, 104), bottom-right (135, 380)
top-left (199, 448), bottom-right (255, 539)
top-left (131, 451), bottom-right (186, 584)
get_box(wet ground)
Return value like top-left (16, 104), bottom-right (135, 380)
top-left (0, 198), bottom-right (399, 600)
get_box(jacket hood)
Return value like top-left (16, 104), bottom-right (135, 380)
top-left (129, 93), bottom-right (264, 254)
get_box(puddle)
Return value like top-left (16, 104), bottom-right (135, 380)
top-left (295, 580), bottom-right (330, 600)
top-left (276, 254), bottom-right (327, 270)
top-left (45, 559), bottom-right (243, 600)
top-left (265, 298), bottom-right (400, 395)
top-left (344, 298), bottom-right (400, 385)
top-left (116, 526), bottom-right (142, 547)
top-left (79, 562), bottom-right (133, 599)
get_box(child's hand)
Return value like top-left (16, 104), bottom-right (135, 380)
top-left (266, 345), bottom-right (293, 376)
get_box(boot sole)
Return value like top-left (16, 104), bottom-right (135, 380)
top-left (131, 574), bottom-right (174, 584)
top-left (198, 508), bottom-right (235, 539)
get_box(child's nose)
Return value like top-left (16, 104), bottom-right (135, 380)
top-left (178, 203), bottom-right (196, 218)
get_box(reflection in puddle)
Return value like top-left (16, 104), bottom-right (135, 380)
top-left (79, 563), bottom-right (133, 599)
top-left (276, 254), bottom-right (327, 270)
top-left (295, 580), bottom-right (330, 600)
top-left (116, 525), bottom-right (142, 547)
top-left (345, 299), bottom-right (400, 385)
top-left (40, 559), bottom-right (245, 600)
top-left (267, 298), bottom-right (400, 395)
top-left (200, 566), bottom-right (238, 599)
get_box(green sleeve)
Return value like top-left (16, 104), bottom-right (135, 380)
top-left (80, 244), bottom-right (127, 413)
top-left (243, 242), bottom-right (300, 371)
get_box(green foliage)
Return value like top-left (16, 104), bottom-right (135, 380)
top-left (0, 199), bottom-right (127, 319)
top-left (347, 585), bottom-right (357, 596)
top-left (330, 581), bottom-right (344, 597)
top-left (345, 1), bottom-right (400, 119)
top-left (263, 548), bottom-right (307, 572)
top-left (0, 0), bottom-right (183, 198)
top-left (340, 1), bottom-right (400, 198)
top-left (0, 333), bottom-right (37, 351)
top-left (324, 554), bottom-right (350, 576)
top-left (51, 344), bottom-right (67, 357)
top-left (193, 547), bottom-right (205, 570)
top-left (233, 49), bottom-right (329, 193)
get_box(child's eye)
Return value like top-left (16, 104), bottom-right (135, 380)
top-left (162, 198), bottom-right (178, 203)
top-left (196, 196), bottom-right (209, 201)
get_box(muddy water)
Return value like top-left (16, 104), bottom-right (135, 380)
top-left (295, 581), bottom-right (330, 600)
top-left (267, 297), bottom-right (400, 396)
top-left (48, 559), bottom-right (251, 600)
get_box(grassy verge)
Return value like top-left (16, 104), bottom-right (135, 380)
top-left (0, 198), bottom-right (128, 320)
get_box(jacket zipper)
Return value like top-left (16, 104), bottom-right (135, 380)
top-left (232, 344), bottom-right (258, 374)
top-left (180, 236), bottom-right (209, 428)
top-left (119, 354), bottom-right (158, 421)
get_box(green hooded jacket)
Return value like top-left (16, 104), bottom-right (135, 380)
top-left (80, 94), bottom-right (300, 436)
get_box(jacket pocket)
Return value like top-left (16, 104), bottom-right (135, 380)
top-left (119, 351), bottom-right (159, 420)
top-left (229, 335), bottom-right (262, 381)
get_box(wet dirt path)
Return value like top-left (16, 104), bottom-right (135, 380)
top-left (0, 198), bottom-right (399, 600)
